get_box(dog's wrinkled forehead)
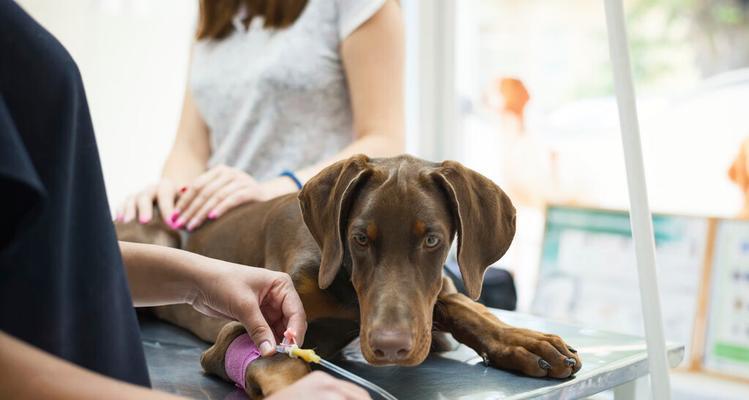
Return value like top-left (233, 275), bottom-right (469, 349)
top-left (366, 156), bottom-right (440, 191)
top-left (369, 155), bottom-right (439, 179)
top-left (347, 157), bottom-right (451, 225)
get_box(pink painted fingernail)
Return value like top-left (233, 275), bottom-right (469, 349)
top-left (207, 210), bottom-right (218, 220)
top-left (187, 220), bottom-right (198, 232)
top-left (139, 216), bottom-right (150, 224)
top-left (175, 217), bottom-right (186, 228)
top-left (170, 210), bottom-right (180, 223)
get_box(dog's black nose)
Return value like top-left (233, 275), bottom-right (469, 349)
top-left (370, 329), bottom-right (413, 361)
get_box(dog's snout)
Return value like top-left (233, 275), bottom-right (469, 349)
top-left (369, 329), bottom-right (413, 361)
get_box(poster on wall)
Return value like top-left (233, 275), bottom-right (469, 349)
top-left (531, 205), bottom-right (709, 362)
top-left (703, 220), bottom-right (749, 378)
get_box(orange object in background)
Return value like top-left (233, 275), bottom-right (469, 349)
top-left (486, 77), bottom-right (568, 208)
top-left (498, 77), bottom-right (530, 123)
top-left (727, 136), bottom-right (749, 217)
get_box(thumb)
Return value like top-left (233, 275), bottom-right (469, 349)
top-left (240, 304), bottom-right (277, 357)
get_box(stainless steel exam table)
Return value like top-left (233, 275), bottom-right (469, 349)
top-left (140, 309), bottom-right (684, 400)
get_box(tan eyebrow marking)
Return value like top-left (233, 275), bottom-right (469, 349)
top-left (413, 220), bottom-right (426, 236)
top-left (366, 222), bottom-right (378, 240)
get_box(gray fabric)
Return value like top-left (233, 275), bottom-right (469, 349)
top-left (190, 0), bottom-right (385, 181)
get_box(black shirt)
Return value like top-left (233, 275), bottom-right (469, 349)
top-left (0, 0), bottom-right (150, 387)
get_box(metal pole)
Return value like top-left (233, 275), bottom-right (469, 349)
top-left (602, 0), bottom-right (672, 398)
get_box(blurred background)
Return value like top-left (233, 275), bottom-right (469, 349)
top-left (17, 0), bottom-right (749, 398)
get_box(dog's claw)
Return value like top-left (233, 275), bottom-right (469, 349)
top-left (538, 359), bottom-right (551, 370)
top-left (481, 352), bottom-right (490, 367)
top-left (564, 358), bottom-right (576, 367)
top-left (567, 346), bottom-right (577, 354)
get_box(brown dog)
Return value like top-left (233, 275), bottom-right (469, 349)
top-left (117, 155), bottom-right (582, 398)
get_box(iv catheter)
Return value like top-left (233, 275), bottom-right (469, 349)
top-left (276, 341), bottom-right (398, 400)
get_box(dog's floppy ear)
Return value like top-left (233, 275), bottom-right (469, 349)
top-left (431, 161), bottom-right (516, 300)
top-left (298, 155), bottom-right (371, 289)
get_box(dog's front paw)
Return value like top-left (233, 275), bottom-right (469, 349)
top-left (484, 327), bottom-right (582, 379)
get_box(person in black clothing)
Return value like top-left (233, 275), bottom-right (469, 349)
top-left (0, 2), bottom-right (368, 399)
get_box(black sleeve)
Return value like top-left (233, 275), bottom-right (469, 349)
top-left (0, 95), bottom-right (46, 250)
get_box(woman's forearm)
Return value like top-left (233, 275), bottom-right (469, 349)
top-left (119, 241), bottom-right (204, 307)
top-left (161, 88), bottom-right (212, 186)
top-left (296, 132), bottom-right (402, 182)
top-left (260, 132), bottom-right (403, 199)
top-left (161, 149), bottom-right (205, 187)
top-left (0, 332), bottom-right (182, 400)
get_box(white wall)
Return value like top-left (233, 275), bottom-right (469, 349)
top-left (16, 0), bottom-right (198, 213)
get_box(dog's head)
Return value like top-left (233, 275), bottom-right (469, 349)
top-left (299, 155), bottom-right (516, 366)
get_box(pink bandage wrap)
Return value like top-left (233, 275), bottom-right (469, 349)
top-left (224, 334), bottom-right (262, 390)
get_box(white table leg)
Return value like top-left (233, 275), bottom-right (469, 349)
top-left (614, 376), bottom-right (650, 400)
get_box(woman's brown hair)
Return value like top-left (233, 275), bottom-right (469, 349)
top-left (196, 0), bottom-right (308, 40)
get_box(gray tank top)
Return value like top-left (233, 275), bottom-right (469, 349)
top-left (190, 0), bottom-right (385, 180)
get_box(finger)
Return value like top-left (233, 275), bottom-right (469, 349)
top-left (180, 173), bottom-right (234, 228)
top-left (210, 188), bottom-right (257, 220)
top-left (205, 181), bottom-right (246, 220)
top-left (264, 273), bottom-right (307, 344)
top-left (174, 167), bottom-right (223, 215)
top-left (136, 187), bottom-right (156, 224)
top-left (185, 193), bottom-right (222, 231)
top-left (157, 183), bottom-right (177, 225)
top-left (114, 202), bottom-right (125, 222)
top-left (123, 196), bottom-right (137, 223)
top-left (281, 288), bottom-right (307, 345)
top-left (236, 298), bottom-right (277, 356)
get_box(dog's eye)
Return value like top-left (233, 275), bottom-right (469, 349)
top-left (353, 233), bottom-right (369, 246)
top-left (424, 234), bottom-right (440, 248)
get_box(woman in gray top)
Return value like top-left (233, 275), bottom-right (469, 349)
top-left (117, 0), bottom-right (404, 232)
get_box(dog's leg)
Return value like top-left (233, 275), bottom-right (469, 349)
top-left (201, 322), bottom-right (309, 399)
top-left (433, 278), bottom-right (582, 378)
top-left (201, 319), bottom-right (358, 398)
top-left (200, 263), bottom-right (359, 397)
top-left (153, 304), bottom-right (230, 343)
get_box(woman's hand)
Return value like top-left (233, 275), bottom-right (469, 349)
top-left (116, 179), bottom-right (180, 225)
top-left (173, 165), bottom-right (297, 231)
top-left (121, 242), bottom-right (307, 356)
top-left (267, 371), bottom-right (371, 400)
top-left (187, 257), bottom-right (307, 355)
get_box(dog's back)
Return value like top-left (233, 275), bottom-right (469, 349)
top-left (152, 193), bottom-right (320, 277)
